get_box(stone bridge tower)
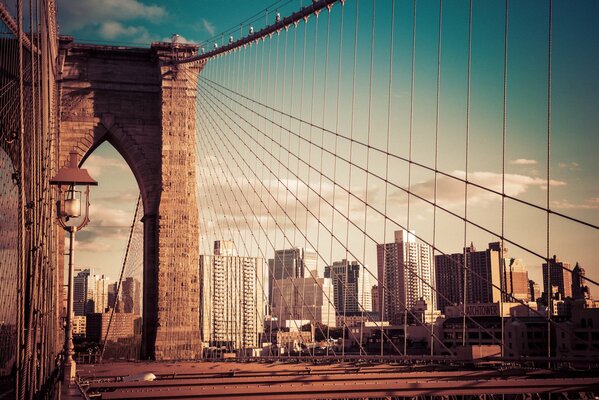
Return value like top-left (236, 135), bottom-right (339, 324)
top-left (58, 38), bottom-right (202, 360)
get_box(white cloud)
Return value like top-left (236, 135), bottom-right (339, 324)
top-left (58, 0), bottom-right (167, 32)
top-left (75, 238), bottom-right (112, 253)
top-left (510, 158), bottom-right (537, 166)
top-left (394, 170), bottom-right (566, 207)
top-left (74, 203), bottom-right (139, 253)
top-left (84, 154), bottom-right (129, 178)
top-left (201, 18), bottom-right (216, 36)
top-left (558, 161), bottom-right (581, 171)
top-left (89, 203), bottom-right (135, 228)
top-left (95, 190), bottom-right (139, 205)
top-left (98, 21), bottom-right (153, 43)
top-left (196, 154), bottom-right (379, 233)
top-left (552, 197), bottom-right (599, 210)
top-left (161, 34), bottom-right (198, 45)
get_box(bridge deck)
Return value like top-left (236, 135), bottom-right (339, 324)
top-left (77, 361), bottom-right (599, 399)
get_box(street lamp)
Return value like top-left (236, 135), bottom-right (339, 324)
top-left (50, 151), bottom-right (97, 383)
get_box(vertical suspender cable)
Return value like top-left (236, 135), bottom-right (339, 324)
top-left (432, 0), bottom-right (443, 357)
top-left (263, 23), bottom-right (276, 351)
top-left (319, 5), bottom-right (332, 348)
top-left (306, 10), bottom-right (318, 356)
top-left (382, 0), bottom-right (395, 358)
top-left (462, 0), bottom-right (473, 347)
top-left (284, 27), bottom-right (297, 321)
top-left (406, 0), bottom-right (417, 355)
top-left (344, 0), bottom-right (359, 359)
top-left (297, 17), bottom-right (308, 345)
top-left (500, 0), bottom-right (509, 360)
top-left (266, 29), bottom-right (280, 348)
top-left (276, 25), bottom-right (288, 271)
top-left (545, 0), bottom-right (553, 368)
top-left (329, 1), bottom-right (344, 355)
top-left (362, 0), bottom-right (375, 356)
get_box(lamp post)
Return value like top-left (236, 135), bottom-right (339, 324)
top-left (50, 151), bottom-right (97, 383)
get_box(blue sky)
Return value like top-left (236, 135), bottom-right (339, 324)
top-left (55, 0), bottom-right (599, 293)
top-left (56, 0), bottom-right (307, 46)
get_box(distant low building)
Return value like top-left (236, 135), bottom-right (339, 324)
top-left (410, 298), bottom-right (442, 324)
top-left (336, 312), bottom-right (380, 328)
top-left (275, 331), bottom-right (313, 353)
top-left (73, 316), bottom-right (87, 337)
top-left (444, 302), bottom-right (539, 319)
top-left (504, 317), bottom-right (548, 358)
top-left (86, 311), bottom-right (137, 342)
top-left (441, 316), bottom-right (502, 353)
top-left (556, 307), bottom-right (599, 361)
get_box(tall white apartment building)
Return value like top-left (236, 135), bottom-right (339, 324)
top-left (200, 241), bottom-right (266, 350)
top-left (376, 230), bottom-right (436, 325)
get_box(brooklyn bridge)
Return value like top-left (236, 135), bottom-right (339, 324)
top-left (0, 0), bottom-right (598, 398)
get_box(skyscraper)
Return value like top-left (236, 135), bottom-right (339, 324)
top-left (529, 279), bottom-right (541, 302)
top-left (324, 259), bottom-right (373, 316)
top-left (542, 255), bottom-right (572, 299)
top-left (468, 242), bottom-right (502, 304)
top-left (74, 269), bottom-right (92, 316)
top-left (121, 277), bottom-right (141, 314)
top-left (376, 230), bottom-right (436, 325)
top-left (371, 285), bottom-right (379, 318)
top-left (571, 262), bottom-right (591, 300)
top-left (200, 241), bottom-right (266, 350)
top-left (73, 269), bottom-right (109, 316)
top-left (435, 242), bottom-right (502, 313)
top-left (268, 248), bottom-right (317, 308)
top-left (270, 275), bottom-right (336, 328)
top-left (434, 252), bottom-right (464, 314)
top-left (502, 258), bottom-right (530, 302)
top-left (107, 282), bottom-right (118, 311)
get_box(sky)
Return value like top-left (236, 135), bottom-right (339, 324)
top-left (51, 0), bottom-right (599, 298)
